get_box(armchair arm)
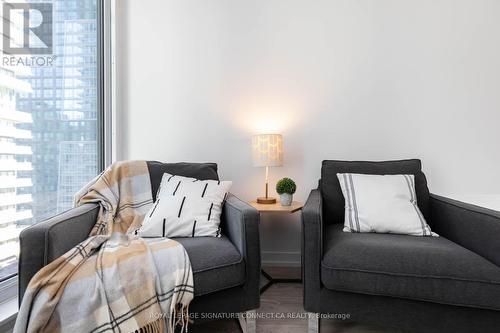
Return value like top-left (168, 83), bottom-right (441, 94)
top-left (430, 194), bottom-right (500, 267)
top-left (221, 194), bottom-right (260, 310)
top-left (18, 203), bottom-right (99, 304)
top-left (302, 189), bottom-right (323, 312)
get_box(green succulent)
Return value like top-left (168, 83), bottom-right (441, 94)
top-left (276, 177), bottom-right (297, 195)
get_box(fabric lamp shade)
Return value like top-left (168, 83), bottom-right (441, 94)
top-left (251, 134), bottom-right (283, 167)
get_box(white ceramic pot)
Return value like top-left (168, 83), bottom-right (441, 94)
top-left (280, 193), bottom-right (293, 206)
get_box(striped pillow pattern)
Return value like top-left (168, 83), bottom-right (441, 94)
top-left (137, 173), bottom-right (232, 238)
top-left (337, 173), bottom-right (437, 236)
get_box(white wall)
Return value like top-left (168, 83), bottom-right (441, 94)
top-left (116, 0), bottom-right (500, 265)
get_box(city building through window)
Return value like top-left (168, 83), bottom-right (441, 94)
top-left (0, 0), bottom-right (102, 285)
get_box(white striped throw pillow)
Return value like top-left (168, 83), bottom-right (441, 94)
top-left (137, 173), bottom-right (232, 238)
top-left (337, 173), bottom-right (437, 236)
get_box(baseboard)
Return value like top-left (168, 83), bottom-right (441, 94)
top-left (261, 250), bottom-right (301, 267)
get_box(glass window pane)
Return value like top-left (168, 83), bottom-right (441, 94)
top-left (0, 0), bottom-right (101, 282)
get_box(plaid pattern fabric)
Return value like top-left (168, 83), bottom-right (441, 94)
top-left (14, 161), bottom-right (194, 333)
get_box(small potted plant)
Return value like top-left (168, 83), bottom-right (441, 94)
top-left (276, 177), bottom-right (297, 206)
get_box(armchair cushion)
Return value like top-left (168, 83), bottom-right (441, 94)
top-left (174, 236), bottom-right (245, 296)
top-left (147, 161), bottom-right (219, 201)
top-left (321, 224), bottom-right (500, 311)
top-left (321, 159), bottom-right (430, 225)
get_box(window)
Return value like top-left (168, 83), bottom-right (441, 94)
top-left (0, 0), bottom-right (103, 291)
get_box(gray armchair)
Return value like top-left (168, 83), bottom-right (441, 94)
top-left (303, 159), bottom-right (500, 333)
top-left (19, 162), bottom-right (260, 331)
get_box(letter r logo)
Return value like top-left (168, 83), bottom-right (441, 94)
top-left (2, 3), bottom-right (53, 54)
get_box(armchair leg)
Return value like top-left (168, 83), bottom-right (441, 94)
top-left (307, 313), bottom-right (320, 333)
top-left (238, 310), bottom-right (256, 333)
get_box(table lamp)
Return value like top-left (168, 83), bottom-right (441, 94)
top-left (252, 134), bottom-right (283, 204)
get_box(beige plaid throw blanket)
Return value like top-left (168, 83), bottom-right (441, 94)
top-left (14, 160), bottom-right (194, 333)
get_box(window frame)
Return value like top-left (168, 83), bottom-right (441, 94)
top-left (0, 0), bottom-right (111, 314)
top-left (0, 276), bottom-right (16, 305)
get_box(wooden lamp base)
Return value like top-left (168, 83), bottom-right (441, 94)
top-left (257, 180), bottom-right (276, 204)
top-left (257, 197), bottom-right (276, 204)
